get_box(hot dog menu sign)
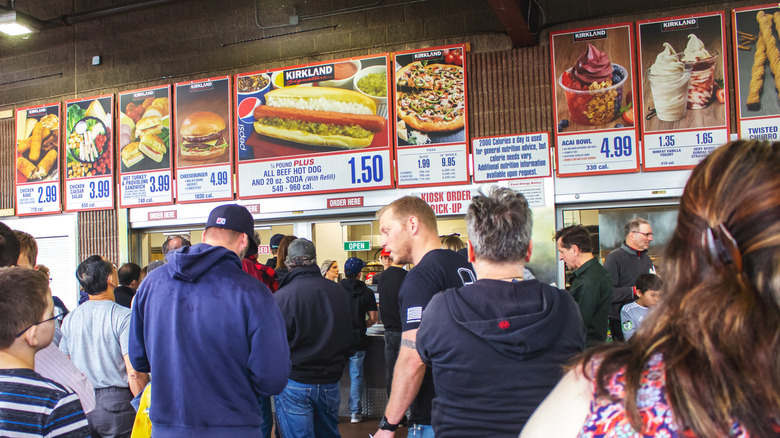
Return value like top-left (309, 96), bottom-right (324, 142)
top-left (117, 85), bottom-right (174, 208)
top-left (174, 76), bottom-right (234, 203)
top-left (63, 95), bottom-right (115, 212)
top-left (394, 45), bottom-right (470, 188)
top-left (15, 103), bottom-right (61, 216)
top-left (234, 54), bottom-right (394, 198)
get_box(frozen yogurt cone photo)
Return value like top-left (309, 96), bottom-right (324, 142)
top-left (680, 34), bottom-right (719, 109)
top-left (646, 42), bottom-right (691, 122)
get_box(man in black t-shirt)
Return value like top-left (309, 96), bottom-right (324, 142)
top-left (377, 248), bottom-right (407, 397)
top-left (374, 196), bottom-right (474, 438)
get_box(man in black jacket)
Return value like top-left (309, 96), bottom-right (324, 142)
top-left (274, 239), bottom-right (356, 437)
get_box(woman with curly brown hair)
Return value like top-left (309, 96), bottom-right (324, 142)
top-left (522, 140), bottom-right (780, 438)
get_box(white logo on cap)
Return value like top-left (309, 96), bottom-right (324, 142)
top-left (216, 218), bottom-right (226, 225)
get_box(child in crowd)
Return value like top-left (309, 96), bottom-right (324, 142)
top-left (0, 267), bottom-right (90, 437)
top-left (621, 273), bottom-right (662, 340)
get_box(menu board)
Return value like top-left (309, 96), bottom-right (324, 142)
top-left (551, 24), bottom-right (640, 177)
top-left (733, 4), bottom-right (780, 140)
top-left (471, 132), bottom-right (552, 183)
top-left (117, 86), bottom-right (174, 208)
top-left (15, 104), bottom-right (61, 215)
top-left (637, 12), bottom-right (729, 171)
top-left (393, 45), bottom-right (470, 187)
top-left (235, 54), bottom-right (394, 198)
top-left (63, 95), bottom-right (115, 212)
top-left (174, 76), bottom-right (234, 203)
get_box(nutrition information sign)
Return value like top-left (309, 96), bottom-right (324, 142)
top-left (637, 12), bottom-right (730, 171)
top-left (63, 94), bottom-right (115, 212)
top-left (471, 132), bottom-right (552, 183)
top-left (15, 103), bottom-right (62, 216)
top-left (732, 4), bottom-right (780, 141)
top-left (550, 23), bottom-right (640, 177)
top-left (173, 76), bottom-right (234, 204)
top-left (117, 85), bottom-right (174, 208)
top-left (234, 54), bottom-right (394, 199)
top-left (393, 44), bottom-right (470, 188)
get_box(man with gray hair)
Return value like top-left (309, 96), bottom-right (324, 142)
top-left (147, 235), bottom-right (191, 272)
top-left (414, 187), bottom-right (585, 436)
top-left (273, 238), bottom-right (355, 437)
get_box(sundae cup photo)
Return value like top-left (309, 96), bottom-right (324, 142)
top-left (680, 34), bottom-right (719, 109)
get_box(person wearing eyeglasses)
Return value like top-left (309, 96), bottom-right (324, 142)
top-left (61, 255), bottom-right (149, 438)
top-left (603, 217), bottom-right (656, 342)
top-left (0, 267), bottom-right (91, 437)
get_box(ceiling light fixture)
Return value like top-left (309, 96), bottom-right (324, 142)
top-left (0, 10), bottom-right (43, 36)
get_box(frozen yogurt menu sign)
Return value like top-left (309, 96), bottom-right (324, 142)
top-left (174, 76), bottom-right (233, 203)
top-left (637, 12), bottom-right (729, 171)
top-left (732, 4), bottom-right (780, 140)
top-left (234, 54), bottom-right (394, 198)
top-left (394, 45), bottom-right (470, 187)
top-left (15, 104), bottom-right (61, 216)
top-left (551, 24), bottom-right (640, 177)
top-left (117, 86), bottom-right (174, 208)
top-left (471, 132), bottom-right (551, 182)
top-left (63, 95), bottom-right (114, 212)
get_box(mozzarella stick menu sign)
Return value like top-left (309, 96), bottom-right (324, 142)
top-left (15, 104), bottom-right (61, 215)
top-left (174, 76), bottom-right (234, 203)
top-left (638, 12), bottom-right (730, 171)
top-left (551, 24), bottom-right (640, 176)
top-left (64, 95), bottom-right (114, 212)
top-left (394, 45), bottom-right (469, 187)
top-left (733, 4), bottom-right (780, 140)
top-left (235, 54), bottom-right (394, 198)
top-left (117, 86), bottom-right (173, 208)
top-left (472, 132), bottom-right (551, 183)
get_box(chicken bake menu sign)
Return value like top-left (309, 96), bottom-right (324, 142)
top-left (732, 4), bottom-right (780, 140)
top-left (550, 24), bottom-right (640, 177)
top-left (117, 86), bottom-right (174, 208)
top-left (394, 45), bottom-right (470, 188)
top-left (63, 95), bottom-right (115, 212)
top-left (15, 103), bottom-right (61, 216)
top-left (234, 54), bottom-right (394, 198)
top-left (174, 76), bottom-right (234, 204)
top-left (637, 12), bottom-right (730, 171)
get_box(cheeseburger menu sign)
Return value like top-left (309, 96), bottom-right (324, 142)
top-left (234, 53), bottom-right (394, 198)
top-left (174, 76), bottom-right (234, 203)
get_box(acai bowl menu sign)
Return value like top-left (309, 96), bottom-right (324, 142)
top-left (551, 24), bottom-right (640, 177)
top-left (234, 54), bottom-right (394, 198)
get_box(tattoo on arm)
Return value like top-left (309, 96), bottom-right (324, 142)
top-left (401, 338), bottom-right (416, 349)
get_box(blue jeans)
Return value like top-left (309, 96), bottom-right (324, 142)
top-left (260, 395), bottom-right (273, 438)
top-left (273, 379), bottom-right (340, 438)
top-left (348, 350), bottom-right (366, 414)
top-left (408, 424), bottom-right (435, 437)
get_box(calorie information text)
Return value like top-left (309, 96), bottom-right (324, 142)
top-left (396, 145), bottom-right (468, 185)
top-left (556, 129), bottom-right (639, 176)
top-left (472, 133), bottom-right (551, 182)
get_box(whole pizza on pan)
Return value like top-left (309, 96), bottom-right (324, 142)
top-left (396, 62), bottom-right (465, 132)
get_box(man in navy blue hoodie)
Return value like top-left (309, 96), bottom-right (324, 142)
top-left (129, 204), bottom-right (291, 438)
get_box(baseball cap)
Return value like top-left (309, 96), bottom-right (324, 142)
top-left (380, 248), bottom-right (391, 258)
top-left (269, 234), bottom-right (285, 249)
top-left (206, 204), bottom-right (254, 242)
top-left (344, 257), bottom-right (365, 276)
top-left (287, 238), bottom-right (316, 261)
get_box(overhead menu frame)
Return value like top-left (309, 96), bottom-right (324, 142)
top-left (15, 103), bottom-right (62, 216)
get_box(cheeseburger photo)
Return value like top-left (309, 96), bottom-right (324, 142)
top-left (253, 86), bottom-right (386, 149)
top-left (179, 111), bottom-right (228, 161)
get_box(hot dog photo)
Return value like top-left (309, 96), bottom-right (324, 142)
top-left (174, 76), bottom-right (233, 167)
top-left (235, 55), bottom-right (392, 161)
top-left (118, 86), bottom-right (172, 173)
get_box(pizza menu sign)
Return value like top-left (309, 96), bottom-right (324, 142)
top-left (394, 45), bottom-right (470, 188)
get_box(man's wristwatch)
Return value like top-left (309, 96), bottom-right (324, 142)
top-left (378, 416), bottom-right (400, 431)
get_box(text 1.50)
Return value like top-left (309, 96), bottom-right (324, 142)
top-left (348, 155), bottom-right (383, 184)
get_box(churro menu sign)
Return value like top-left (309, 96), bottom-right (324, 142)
top-left (394, 45), bottom-right (470, 188)
top-left (174, 76), bottom-right (234, 203)
top-left (732, 4), bottom-right (780, 140)
top-left (63, 95), bottom-right (115, 212)
top-left (471, 132), bottom-right (551, 182)
top-left (117, 86), bottom-right (174, 208)
top-left (234, 54), bottom-right (394, 198)
top-left (550, 24), bottom-right (640, 177)
top-left (637, 12), bottom-right (730, 171)
top-left (15, 103), bottom-right (61, 216)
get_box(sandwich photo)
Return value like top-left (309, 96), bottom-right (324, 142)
top-left (252, 86), bottom-right (386, 149)
top-left (179, 111), bottom-right (228, 161)
top-left (121, 142), bottom-right (144, 168)
top-left (139, 133), bottom-right (166, 163)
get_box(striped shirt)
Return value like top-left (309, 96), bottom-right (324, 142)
top-left (0, 368), bottom-right (90, 437)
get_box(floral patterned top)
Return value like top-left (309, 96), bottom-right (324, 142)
top-left (578, 353), bottom-right (753, 438)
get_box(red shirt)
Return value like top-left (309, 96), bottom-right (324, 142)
top-left (242, 255), bottom-right (279, 292)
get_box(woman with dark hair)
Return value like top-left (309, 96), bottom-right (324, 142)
top-left (274, 235), bottom-right (297, 284)
top-left (522, 140), bottom-right (780, 438)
